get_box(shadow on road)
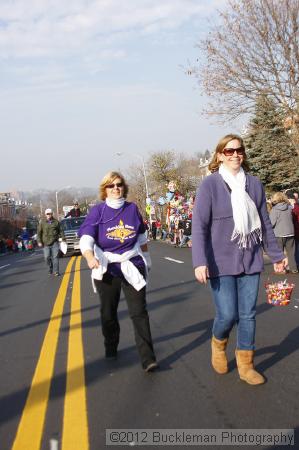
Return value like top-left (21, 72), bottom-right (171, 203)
top-left (256, 325), bottom-right (299, 372)
top-left (0, 280), bottom-right (34, 290)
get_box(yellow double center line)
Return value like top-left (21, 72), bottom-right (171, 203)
top-left (62, 257), bottom-right (89, 449)
top-left (12, 256), bottom-right (89, 450)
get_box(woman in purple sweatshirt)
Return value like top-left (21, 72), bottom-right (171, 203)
top-left (79, 171), bottom-right (157, 372)
top-left (192, 134), bottom-right (287, 385)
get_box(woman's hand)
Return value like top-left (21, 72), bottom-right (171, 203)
top-left (273, 257), bottom-right (288, 273)
top-left (87, 257), bottom-right (100, 270)
top-left (83, 250), bottom-right (100, 270)
top-left (195, 265), bottom-right (209, 284)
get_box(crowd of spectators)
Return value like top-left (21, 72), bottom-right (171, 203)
top-left (146, 192), bottom-right (194, 248)
top-left (0, 227), bottom-right (37, 255)
top-left (146, 188), bottom-right (298, 272)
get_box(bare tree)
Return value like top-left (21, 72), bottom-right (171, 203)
top-left (176, 154), bottom-right (202, 193)
top-left (126, 162), bottom-right (148, 217)
top-left (148, 151), bottom-right (178, 186)
top-left (191, 0), bottom-right (299, 143)
top-left (148, 151), bottom-right (202, 197)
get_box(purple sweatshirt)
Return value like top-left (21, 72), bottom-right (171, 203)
top-left (79, 201), bottom-right (146, 277)
top-left (192, 172), bottom-right (284, 277)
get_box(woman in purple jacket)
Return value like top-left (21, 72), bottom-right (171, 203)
top-left (79, 171), bottom-right (157, 372)
top-left (192, 134), bottom-right (287, 385)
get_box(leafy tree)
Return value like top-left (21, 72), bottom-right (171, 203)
top-left (245, 96), bottom-right (298, 193)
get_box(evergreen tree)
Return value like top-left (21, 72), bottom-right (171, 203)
top-left (245, 96), bottom-right (298, 194)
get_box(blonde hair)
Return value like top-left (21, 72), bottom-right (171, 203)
top-left (266, 200), bottom-right (272, 213)
top-left (99, 171), bottom-right (129, 200)
top-left (208, 134), bottom-right (250, 173)
top-left (271, 192), bottom-right (289, 205)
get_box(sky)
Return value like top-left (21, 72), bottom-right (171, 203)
top-left (0, 0), bottom-right (241, 192)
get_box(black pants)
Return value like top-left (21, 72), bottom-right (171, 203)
top-left (94, 273), bottom-right (156, 368)
top-left (276, 236), bottom-right (297, 271)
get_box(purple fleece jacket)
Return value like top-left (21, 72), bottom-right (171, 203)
top-left (192, 172), bottom-right (284, 277)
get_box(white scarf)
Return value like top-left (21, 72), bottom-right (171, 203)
top-left (219, 165), bottom-right (262, 248)
top-left (106, 197), bottom-right (125, 209)
top-left (91, 243), bottom-right (147, 292)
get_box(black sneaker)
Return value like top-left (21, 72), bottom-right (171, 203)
top-left (144, 361), bottom-right (158, 373)
top-left (54, 272), bottom-right (60, 277)
top-left (105, 348), bottom-right (118, 360)
top-left (48, 270), bottom-right (53, 275)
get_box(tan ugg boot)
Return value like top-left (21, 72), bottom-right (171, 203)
top-left (211, 336), bottom-right (228, 374)
top-left (235, 350), bottom-right (265, 385)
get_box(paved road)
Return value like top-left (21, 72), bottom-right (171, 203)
top-left (0, 243), bottom-right (298, 450)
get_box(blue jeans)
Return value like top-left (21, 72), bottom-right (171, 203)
top-left (43, 241), bottom-right (59, 274)
top-left (209, 273), bottom-right (260, 350)
top-left (161, 230), bottom-right (167, 240)
top-left (179, 234), bottom-right (191, 247)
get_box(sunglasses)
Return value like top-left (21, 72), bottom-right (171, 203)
top-left (222, 147), bottom-right (245, 156)
top-left (106, 182), bottom-right (124, 189)
top-left (46, 213), bottom-right (52, 215)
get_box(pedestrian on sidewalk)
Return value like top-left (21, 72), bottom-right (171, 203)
top-left (79, 171), bottom-right (158, 372)
top-left (21, 227), bottom-right (30, 250)
top-left (5, 237), bottom-right (14, 253)
top-left (192, 134), bottom-right (287, 385)
top-left (151, 220), bottom-right (157, 240)
top-left (37, 208), bottom-right (65, 276)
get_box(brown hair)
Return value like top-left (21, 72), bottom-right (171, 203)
top-left (208, 134), bottom-right (250, 173)
top-left (271, 192), bottom-right (289, 205)
top-left (99, 171), bottom-right (129, 200)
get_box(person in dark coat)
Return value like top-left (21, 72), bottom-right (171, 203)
top-left (37, 208), bottom-right (65, 276)
top-left (65, 202), bottom-right (81, 218)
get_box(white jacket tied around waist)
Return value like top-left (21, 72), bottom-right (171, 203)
top-left (91, 243), bottom-right (147, 292)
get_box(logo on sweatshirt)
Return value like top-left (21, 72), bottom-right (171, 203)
top-left (106, 219), bottom-right (136, 243)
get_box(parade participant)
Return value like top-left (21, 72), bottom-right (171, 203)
top-left (192, 134), bottom-right (287, 385)
top-left (37, 208), bottom-right (65, 276)
top-left (79, 171), bottom-right (157, 372)
top-left (65, 201), bottom-right (81, 218)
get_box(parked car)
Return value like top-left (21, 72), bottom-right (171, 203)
top-left (59, 216), bottom-right (86, 256)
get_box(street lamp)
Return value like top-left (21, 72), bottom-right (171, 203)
top-left (55, 186), bottom-right (71, 219)
top-left (116, 152), bottom-right (149, 199)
